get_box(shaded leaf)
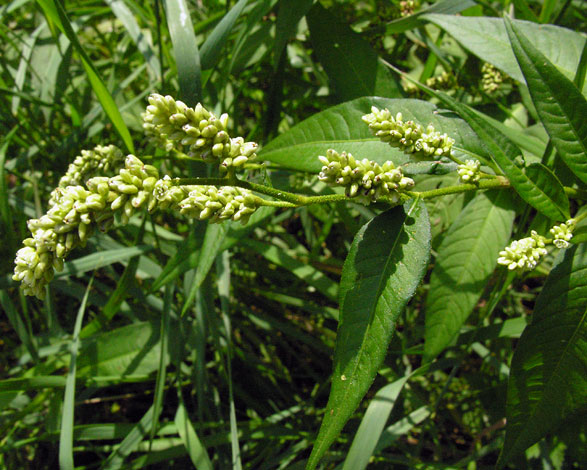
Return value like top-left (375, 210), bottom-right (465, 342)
top-left (425, 191), bottom-right (515, 361)
top-left (504, 17), bottom-right (587, 184)
top-left (525, 163), bottom-right (569, 220)
top-left (383, 0), bottom-right (475, 34)
top-left (307, 199), bottom-right (431, 469)
top-left (498, 244), bottom-right (587, 466)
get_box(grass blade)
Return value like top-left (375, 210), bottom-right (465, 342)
top-left (162, 0), bottom-right (201, 105)
top-left (35, 0), bottom-right (135, 153)
top-left (175, 399), bottom-right (213, 470)
top-left (59, 276), bottom-right (93, 470)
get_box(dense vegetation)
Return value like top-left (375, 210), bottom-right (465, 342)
top-left (1, 1), bottom-right (585, 469)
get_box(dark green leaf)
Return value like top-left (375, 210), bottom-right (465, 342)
top-left (425, 191), bottom-right (515, 361)
top-left (525, 163), bottom-right (569, 220)
top-left (307, 199), bottom-right (431, 469)
top-left (498, 244), bottom-right (587, 466)
top-left (306, 4), bottom-right (401, 102)
top-left (504, 17), bottom-right (587, 185)
top-left (430, 91), bottom-right (569, 221)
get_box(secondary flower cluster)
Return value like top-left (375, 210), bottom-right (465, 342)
top-left (362, 107), bottom-right (455, 160)
top-left (481, 63), bottom-right (505, 94)
top-left (318, 149), bottom-right (414, 204)
top-left (13, 153), bottom-right (260, 298)
top-left (143, 93), bottom-right (258, 173)
top-left (48, 145), bottom-right (124, 207)
top-left (457, 159), bottom-right (481, 183)
top-left (497, 219), bottom-right (576, 272)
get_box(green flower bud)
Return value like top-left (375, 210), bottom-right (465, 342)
top-left (457, 160), bottom-right (481, 183)
top-left (481, 63), bottom-right (506, 95)
top-left (179, 186), bottom-right (258, 224)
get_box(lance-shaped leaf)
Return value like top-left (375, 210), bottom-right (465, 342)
top-left (306, 199), bottom-right (431, 469)
top-left (431, 91), bottom-right (569, 221)
top-left (425, 191), bottom-right (515, 361)
top-left (504, 17), bottom-right (587, 185)
top-left (498, 244), bottom-right (587, 467)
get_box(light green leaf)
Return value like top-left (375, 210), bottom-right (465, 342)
top-left (307, 199), bottom-right (431, 469)
top-left (423, 14), bottom-right (587, 94)
top-left (77, 321), bottom-right (163, 377)
top-left (181, 223), bottom-right (227, 315)
top-left (260, 97), bottom-right (487, 173)
top-left (498, 244), bottom-right (587, 467)
top-left (504, 17), bottom-right (587, 184)
top-left (59, 278), bottom-right (93, 470)
top-left (175, 400), bottom-right (213, 470)
top-left (306, 3), bottom-right (401, 102)
top-left (163, 0), bottom-right (201, 106)
top-left (425, 191), bottom-right (515, 361)
top-left (35, 0), bottom-right (135, 153)
top-left (430, 90), bottom-right (569, 221)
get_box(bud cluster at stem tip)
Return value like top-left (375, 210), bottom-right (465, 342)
top-left (362, 106), bottom-right (455, 160)
top-left (497, 219), bottom-right (577, 272)
top-left (318, 149), bottom-right (414, 204)
top-left (143, 93), bottom-right (258, 173)
top-left (457, 159), bottom-right (481, 184)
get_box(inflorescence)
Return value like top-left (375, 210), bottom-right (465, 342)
top-left (318, 149), bottom-right (414, 204)
top-left (497, 219), bottom-right (577, 272)
top-left (13, 154), bottom-right (259, 298)
top-left (457, 159), bottom-right (481, 184)
top-left (362, 106), bottom-right (455, 160)
top-left (143, 93), bottom-right (258, 173)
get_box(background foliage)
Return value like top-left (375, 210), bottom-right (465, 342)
top-left (1, 0), bottom-right (585, 469)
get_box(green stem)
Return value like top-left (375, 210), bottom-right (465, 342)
top-left (406, 177), bottom-right (510, 200)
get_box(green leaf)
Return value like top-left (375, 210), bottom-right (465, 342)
top-left (274, 0), bottom-right (313, 69)
top-left (260, 97), bottom-right (487, 173)
top-left (424, 191), bottom-right (515, 361)
top-left (163, 0), bottom-right (201, 106)
top-left (57, 245), bottom-right (153, 279)
top-left (150, 224), bottom-right (205, 292)
top-left (504, 17), bottom-right (587, 185)
top-left (525, 163), bottom-right (569, 220)
top-left (35, 0), bottom-right (135, 153)
top-left (306, 4), bottom-right (401, 102)
top-left (181, 223), bottom-right (227, 315)
top-left (430, 90), bottom-right (569, 221)
top-left (175, 400), bottom-right (213, 470)
top-left (77, 321), bottom-right (164, 377)
top-left (423, 15), bottom-right (587, 94)
top-left (307, 199), bottom-right (431, 469)
top-left (498, 244), bottom-right (587, 467)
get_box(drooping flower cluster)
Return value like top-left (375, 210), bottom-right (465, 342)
top-left (318, 149), bottom-right (414, 204)
top-left (13, 156), bottom-right (161, 298)
top-left (362, 107), bottom-right (455, 160)
top-left (497, 231), bottom-right (548, 271)
top-left (457, 159), bottom-right (481, 184)
top-left (14, 151), bottom-right (262, 297)
top-left (48, 145), bottom-right (124, 207)
top-left (550, 219), bottom-right (576, 249)
top-left (481, 63), bottom-right (504, 94)
top-left (143, 93), bottom-right (258, 172)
